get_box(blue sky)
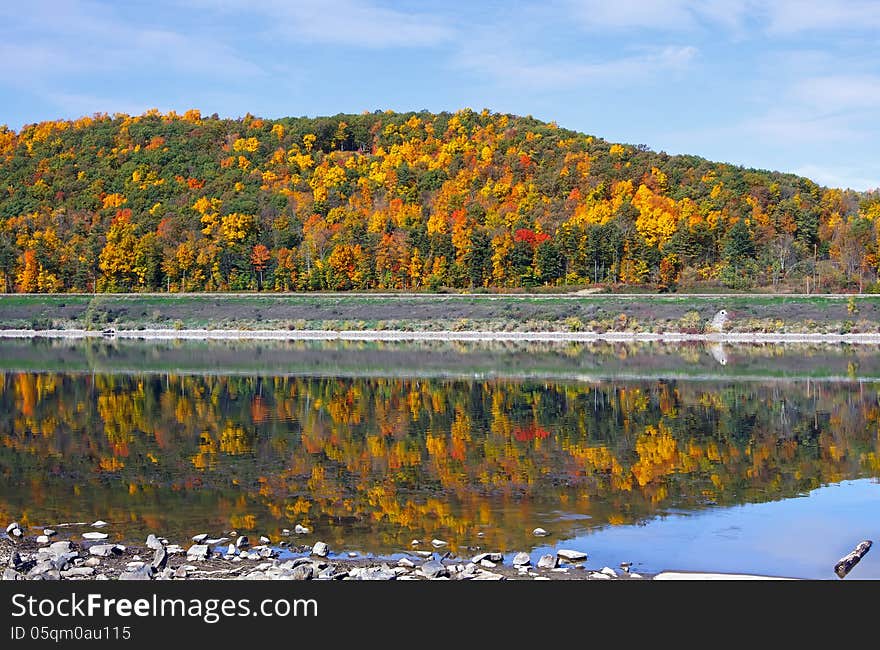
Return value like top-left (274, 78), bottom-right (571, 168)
top-left (1, 0), bottom-right (878, 190)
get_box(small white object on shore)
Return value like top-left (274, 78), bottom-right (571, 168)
top-left (431, 539), bottom-right (447, 548)
top-left (532, 527), bottom-right (549, 536)
top-left (91, 520), bottom-right (109, 528)
top-left (294, 524), bottom-right (310, 535)
top-left (82, 532), bottom-right (109, 540)
top-left (557, 549), bottom-right (588, 562)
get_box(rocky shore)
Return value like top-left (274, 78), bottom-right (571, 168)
top-left (2, 521), bottom-right (647, 582)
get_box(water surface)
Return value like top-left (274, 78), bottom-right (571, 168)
top-left (1, 338), bottom-right (878, 579)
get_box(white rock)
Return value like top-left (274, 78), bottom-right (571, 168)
top-left (630, 573), bottom-right (643, 579)
top-left (479, 559), bottom-right (496, 568)
top-left (311, 541), bottom-right (329, 557)
top-left (512, 552), bottom-right (531, 566)
top-left (536, 554), bottom-right (557, 569)
top-left (532, 527), bottom-right (549, 536)
top-left (226, 544), bottom-right (238, 556)
top-left (82, 532), bottom-right (109, 540)
top-left (91, 520), bottom-right (109, 528)
top-left (36, 535), bottom-right (49, 544)
top-left (294, 524), bottom-right (310, 534)
top-left (6, 522), bottom-right (20, 534)
top-left (415, 551), bottom-right (434, 558)
top-left (192, 533), bottom-right (209, 543)
top-left (557, 549), bottom-right (588, 562)
top-left (205, 537), bottom-right (228, 545)
top-left (126, 561), bottom-right (145, 570)
top-left (260, 536), bottom-right (270, 544)
top-left (43, 529), bottom-right (56, 537)
top-left (601, 566), bottom-right (618, 578)
top-left (430, 539), bottom-right (447, 548)
top-left (410, 539), bottom-right (421, 546)
top-left (282, 529), bottom-right (291, 536)
top-left (533, 576), bottom-right (551, 581)
top-left (84, 557), bottom-right (101, 567)
top-left (589, 572), bottom-right (612, 580)
top-left (348, 552), bottom-right (358, 558)
top-left (397, 558), bottom-right (415, 568)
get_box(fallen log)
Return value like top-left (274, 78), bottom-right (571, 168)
top-left (834, 540), bottom-right (872, 579)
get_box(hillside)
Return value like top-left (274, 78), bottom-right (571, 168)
top-left (0, 108), bottom-right (877, 293)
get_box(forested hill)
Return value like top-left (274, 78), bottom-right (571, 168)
top-left (0, 108), bottom-right (877, 293)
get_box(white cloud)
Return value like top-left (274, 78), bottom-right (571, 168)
top-left (793, 75), bottom-right (880, 113)
top-left (455, 44), bottom-right (698, 89)
top-left (764, 0), bottom-right (880, 34)
top-left (179, 0), bottom-right (454, 48)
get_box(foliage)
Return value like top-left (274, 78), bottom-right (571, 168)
top-left (0, 108), bottom-right (878, 293)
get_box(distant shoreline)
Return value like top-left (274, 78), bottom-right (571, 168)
top-left (3, 328), bottom-right (880, 344)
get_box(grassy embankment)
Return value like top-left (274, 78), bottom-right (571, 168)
top-left (1, 293), bottom-right (879, 334)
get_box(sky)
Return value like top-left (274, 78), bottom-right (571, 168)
top-left (1, 0), bottom-right (878, 191)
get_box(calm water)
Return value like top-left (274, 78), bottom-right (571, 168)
top-left (1, 337), bottom-right (879, 579)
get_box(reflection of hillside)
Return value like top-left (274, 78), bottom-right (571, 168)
top-left (1, 370), bottom-right (879, 552)
top-left (2, 338), bottom-right (880, 381)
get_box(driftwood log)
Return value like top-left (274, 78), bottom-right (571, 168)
top-left (834, 540), bottom-right (872, 578)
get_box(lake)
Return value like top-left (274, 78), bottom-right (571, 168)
top-left (1, 337), bottom-right (879, 579)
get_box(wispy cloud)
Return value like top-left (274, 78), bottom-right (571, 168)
top-left (455, 43), bottom-right (698, 89)
top-left (566, 0), bottom-right (880, 35)
top-left (180, 0), bottom-right (455, 48)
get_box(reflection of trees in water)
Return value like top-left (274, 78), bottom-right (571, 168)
top-left (0, 371), bottom-right (879, 550)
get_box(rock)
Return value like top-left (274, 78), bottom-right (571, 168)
top-left (89, 544), bottom-right (122, 557)
top-left (43, 529), bottom-right (56, 537)
top-left (358, 566), bottom-right (396, 580)
top-left (557, 549), bottom-right (588, 562)
top-left (186, 544), bottom-right (210, 561)
top-left (397, 557), bottom-right (415, 568)
top-left (3, 568), bottom-right (22, 580)
top-left (291, 564), bottom-right (314, 580)
top-left (512, 552), bottom-right (531, 566)
top-left (145, 534), bottom-right (164, 551)
top-left (415, 550), bottom-right (434, 558)
top-left (51, 553), bottom-right (78, 571)
top-left (7, 551), bottom-right (22, 569)
top-left (120, 566), bottom-right (154, 581)
top-left (125, 561), bottom-right (145, 570)
top-left (421, 560), bottom-right (448, 579)
top-left (476, 532), bottom-right (485, 537)
top-left (410, 539), bottom-right (421, 546)
top-left (347, 552), bottom-right (358, 558)
top-left (471, 552), bottom-right (503, 563)
top-left (532, 527), bottom-right (549, 537)
top-left (601, 566), bottom-right (618, 578)
top-left (48, 540), bottom-right (75, 555)
top-left (589, 572), bottom-right (612, 580)
top-left (431, 539), bottom-right (447, 548)
top-left (225, 544), bottom-right (238, 557)
top-left (282, 528), bottom-right (291, 536)
top-left (629, 573), bottom-right (643, 579)
top-left (479, 559), bottom-right (496, 568)
top-left (165, 545), bottom-right (185, 554)
top-left (260, 536), bottom-right (270, 544)
top-left (61, 567), bottom-right (95, 578)
top-left (537, 554), bottom-right (558, 569)
top-left (311, 541), bottom-right (329, 557)
top-left (36, 535), bottom-right (49, 544)
top-left (205, 537), bottom-right (228, 545)
top-left (27, 560), bottom-right (58, 579)
top-left (84, 557), bottom-right (101, 567)
top-left (82, 532), bottom-right (109, 540)
top-left (620, 561), bottom-right (632, 571)
top-left (151, 547), bottom-right (168, 570)
top-left (294, 524), bottom-right (310, 534)
top-left (6, 522), bottom-right (21, 534)
top-left (91, 520), bottom-right (109, 528)
top-left (192, 533), bottom-right (209, 543)
top-left (174, 566), bottom-right (189, 579)
top-left (472, 571), bottom-right (505, 580)
top-left (259, 547), bottom-right (275, 559)
top-left (235, 535), bottom-right (249, 549)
